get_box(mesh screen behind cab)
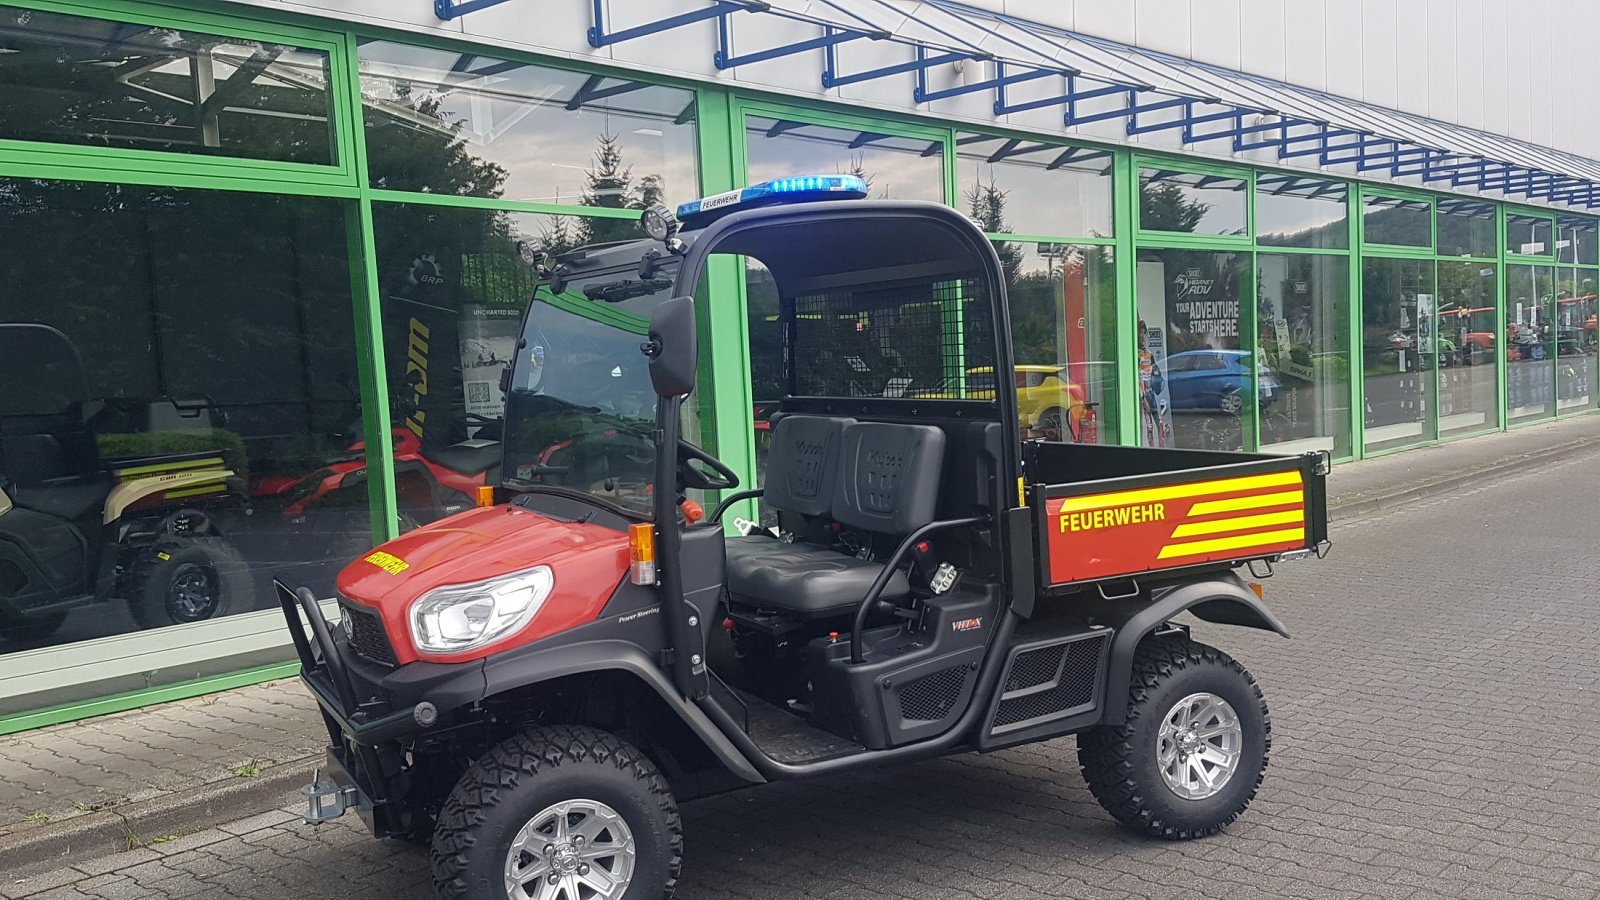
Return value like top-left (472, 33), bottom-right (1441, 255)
top-left (792, 274), bottom-right (997, 400)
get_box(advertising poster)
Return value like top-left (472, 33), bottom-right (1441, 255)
top-left (458, 303), bottom-right (520, 422)
top-left (1135, 260), bottom-right (1174, 447)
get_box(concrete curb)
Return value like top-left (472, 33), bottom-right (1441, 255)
top-left (1327, 434), bottom-right (1600, 522)
top-left (7, 755), bottom-right (321, 878)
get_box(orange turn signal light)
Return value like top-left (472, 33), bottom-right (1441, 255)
top-left (629, 523), bottom-right (657, 586)
top-left (475, 485), bottom-right (495, 508)
top-left (1247, 581), bottom-right (1264, 600)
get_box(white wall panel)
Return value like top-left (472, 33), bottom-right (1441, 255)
top-left (1073, 0), bottom-right (1137, 45)
top-left (1359, 0), bottom-right (1397, 110)
top-left (1238, 0), bottom-right (1286, 82)
top-left (1323, 0), bottom-right (1362, 99)
top-left (1504, 6), bottom-right (1532, 143)
top-left (1424, 0), bottom-right (1457, 125)
top-left (1283, 0), bottom-right (1328, 93)
top-left (1394, 3), bottom-right (1428, 117)
top-left (1135, 0), bottom-right (1193, 60)
top-left (1190, 0), bottom-right (1243, 71)
top-left (1454, 0), bottom-right (1487, 132)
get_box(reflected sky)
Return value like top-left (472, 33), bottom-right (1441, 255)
top-left (359, 42), bottom-right (699, 207)
top-left (744, 117), bottom-right (944, 202)
top-left (1140, 169), bottom-right (1247, 236)
top-left (1254, 175), bottom-right (1347, 249)
top-left (957, 135), bottom-right (1112, 238)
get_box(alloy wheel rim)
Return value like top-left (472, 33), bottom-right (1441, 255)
top-left (504, 798), bottom-right (635, 900)
top-left (167, 564), bottom-right (220, 622)
top-left (1156, 691), bottom-right (1243, 801)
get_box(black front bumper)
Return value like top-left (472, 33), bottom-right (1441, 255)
top-left (276, 580), bottom-right (485, 836)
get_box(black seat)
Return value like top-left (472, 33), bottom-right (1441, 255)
top-left (420, 441), bottom-right (500, 475)
top-left (727, 418), bottom-right (946, 620)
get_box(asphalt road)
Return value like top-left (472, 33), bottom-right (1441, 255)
top-left (8, 450), bottom-right (1600, 900)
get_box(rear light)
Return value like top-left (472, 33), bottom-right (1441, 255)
top-left (629, 523), bottom-right (657, 585)
top-left (475, 485), bottom-right (495, 508)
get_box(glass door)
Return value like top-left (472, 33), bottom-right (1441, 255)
top-left (1361, 257), bottom-right (1438, 453)
top-left (1505, 264), bottom-right (1556, 423)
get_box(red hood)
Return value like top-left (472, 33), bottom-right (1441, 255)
top-left (337, 504), bottom-right (630, 665)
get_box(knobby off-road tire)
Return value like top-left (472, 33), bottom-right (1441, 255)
top-left (125, 536), bottom-right (253, 629)
top-left (432, 725), bottom-right (682, 900)
top-left (1078, 635), bottom-right (1270, 840)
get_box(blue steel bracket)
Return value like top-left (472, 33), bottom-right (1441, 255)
top-left (435, 0), bottom-right (516, 19)
top-left (995, 72), bottom-right (1135, 116)
top-left (1276, 127), bottom-right (1364, 160)
top-left (588, 0), bottom-right (761, 49)
top-left (917, 59), bottom-right (1064, 104)
top-left (1174, 103), bottom-right (1267, 143)
top-left (1059, 86), bottom-right (1193, 130)
top-left (717, 15), bottom-right (884, 69)
top-left (823, 37), bottom-right (983, 89)
top-left (1211, 116), bottom-right (1315, 151)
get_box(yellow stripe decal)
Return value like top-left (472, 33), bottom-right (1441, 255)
top-left (1170, 509), bottom-right (1306, 538)
top-left (1055, 470), bottom-right (1302, 513)
top-left (1158, 528), bottom-right (1306, 559)
top-left (164, 485), bottom-right (226, 499)
top-left (116, 457), bottom-right (225, 477)
top-left (1188, 490), bottom-right (1304, 517)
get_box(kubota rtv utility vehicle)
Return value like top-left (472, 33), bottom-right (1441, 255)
top-left (281, 176), bottom-right (1329, 900)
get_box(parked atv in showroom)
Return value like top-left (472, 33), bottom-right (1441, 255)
top-left (0, 324), bottom-right (254, 642)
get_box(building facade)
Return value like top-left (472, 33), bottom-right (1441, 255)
top-left (1, 0), bottom-right (1596, 730)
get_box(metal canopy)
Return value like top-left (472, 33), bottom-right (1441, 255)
top-left (431, 0), bottom-right (1600, 210)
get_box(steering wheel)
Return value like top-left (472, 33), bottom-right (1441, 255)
top-left (677, 440), bottom-right (740, 491)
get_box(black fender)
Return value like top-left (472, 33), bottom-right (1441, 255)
top-left (1099, 572), bottom-right (1289, 725)
top-left (480, 638), bottom-right (766, 784)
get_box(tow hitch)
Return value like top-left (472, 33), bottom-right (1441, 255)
top-left (301, 768), bottom-right (359, 824)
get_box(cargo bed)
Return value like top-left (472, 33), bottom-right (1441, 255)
top-left (1024, 441), bottom-right (1329, 591)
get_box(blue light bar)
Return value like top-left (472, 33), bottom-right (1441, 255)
top-left (676, 174), bottom-right (868, 226)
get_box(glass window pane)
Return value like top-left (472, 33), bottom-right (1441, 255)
top-left (0, 5), bottom-right (334, 164)
top-left (370, 202), bottom-right (692, 521)
top-left (1254, 175), bottom-right (1349, 249)
top-left (1001, 242), bottom-right (1118, 443)
top-left (745, 116), bottom-right (943, 202)
top-left (0, 179), bottom-right (360, 656)
top-left (956, 135), bottom-right (1112, 237)
top-left (1361, 257), bottom-right (1438, 452)
top-left (1436, 198), bottom-right (1497, 258)
top-left (1135, 249), bottom-right (1249, 450)
top-left (1362, 195), bottom-right (1432, 248)
top-left (1505, 264), bottom-right (1556, 422)
top-left (1506, 213), bottom-right (1554, 256)
top-left (1436, 261), bottom-right (1499, 437)
top-left (1257, 254), bottom-right (1352, 457)
top-left (1139, 168), bottom-right (1248, 235)
top-left (1556, 215), bottom-right (1598, 265)
top-left (1555, 268), bottom-right (1596, 411)
top-left (359, 43), bottom-right (699, 207)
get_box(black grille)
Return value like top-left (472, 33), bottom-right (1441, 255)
top-left (898, 665), bottom-right (970, 722)
top-left (342, 601), bottom-right (397, 667)
top-left (992, 634), bottom-right (1106, 729)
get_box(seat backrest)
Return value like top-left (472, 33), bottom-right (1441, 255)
top-left (832, 422), bottom-right (946, 535)
top-left (764, 415), bottom-right (854, 517)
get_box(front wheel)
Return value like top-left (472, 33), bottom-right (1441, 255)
top-left (1078, 635), bottom-right (1270, 839)
top-left (432, 725), bottom-right (682, 900)
top-left (125, 536), bottom-right (253, 628)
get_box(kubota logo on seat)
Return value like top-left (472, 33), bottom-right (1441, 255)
top-left (364, 550), bottom-right (410, 575)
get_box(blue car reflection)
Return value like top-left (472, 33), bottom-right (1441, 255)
top-left (1165, 349), bottom-right (1279, 414)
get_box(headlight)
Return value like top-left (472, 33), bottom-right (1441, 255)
top-left (409, 566), bottom-right (554, 655)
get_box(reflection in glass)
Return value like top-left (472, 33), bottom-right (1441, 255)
top-left (0, 5), bottom-right (334, 164)
top-left (1437, 199), bottom-right (1497, 258)
top-left (1257, 254), bottom-right (1351, 456)
top-left (1254, 175), bottom-right (1348, 249)
top-left (1000, 243), bottom-right (1118, 443)
top-left (1555, 269), bottom-right (1597, 412)
top-left (1507, 213), bottom-right (1553, 256)
top-left (1436, 262), bottom-right (1499, 437)
top-left (1362, 195), bottom-right (1432, 247)
top-left (0, 179), bottom-right (360, 656)
top-left (1557, 215), bottom-right (1598, 265)
top-left (1505, 264), bottom-right (1555, 422)
top-left (371, 203), bottom-right (668, 521)
top-left (745, 117), bottom-right (943, 202)
top-left (1136, 250), bottom-right (1249, 451)
top-left (1139, 169), bottom-right (1248, 235)
top-left (1361, 258), bottom-right (1437, 452)
top-left (956, 135), bottom-right (1112, 237)
top-left (359, 42), bottom-right (699, 207)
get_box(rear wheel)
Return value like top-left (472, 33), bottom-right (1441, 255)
top-left (125, 537), bottom-right (252, 628)
top-left (1078, 635), bottom-right (1269, 839)
top-left (432, 725), bottom-right (681, 900)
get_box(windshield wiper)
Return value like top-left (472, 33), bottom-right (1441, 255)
top-left (582, 277), bottom-right (672, 303)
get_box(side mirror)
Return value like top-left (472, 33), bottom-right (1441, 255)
top-left (645, 296), bottom-right (697, 397)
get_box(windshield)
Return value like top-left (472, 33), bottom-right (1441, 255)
top-left (502, 254), bottom-right (681, 515)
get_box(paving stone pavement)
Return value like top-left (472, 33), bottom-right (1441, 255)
top-left (4, 444), bottom-right (1599, 898)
